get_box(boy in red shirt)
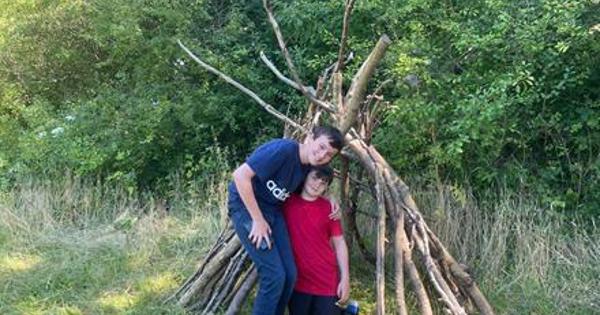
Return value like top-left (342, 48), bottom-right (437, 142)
top-left (283, 165), bottom-right (350, 315)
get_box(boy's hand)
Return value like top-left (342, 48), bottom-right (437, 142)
top-left (249, 217), bottom-right (272, 249)
top-left (328, 199), bottom-right (342, 221)
top-left (336, 276), bottom-right (350, 304)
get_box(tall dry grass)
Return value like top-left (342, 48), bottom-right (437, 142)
top-left (1, 172), bottom-right (598, 314)
top-left (0, 172), bottom-right (229, 314)
top-left (410, 186), bottom-right (599, 314)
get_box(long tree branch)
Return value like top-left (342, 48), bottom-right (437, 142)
top-left (224, 268), bottom-right (258, 315)
top-left (340, 34), bottom-right (392, 134)
top-left (259, 52), bottom-right (336, 113)
top-left (363, 79), bottom-right (392, 141)
top-left (333, 0), bottom-right (356, 73)
top-left (263, 0), bottom-right (337, 114)
top-left (366, 79), bottom-right (393, 114)
top-left (177, 40), bottom-right (307, 134)
top-left (374, 173), bottom-right (387, 315)
top-left (322, 52), bottom-right (354, 83)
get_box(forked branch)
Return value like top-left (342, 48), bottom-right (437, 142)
top-left (177, 40), bottom-right (307, 134)
top-left (263, 0), bottom-right (336, 113)
top-left (259, 52), bottom-right (336, 113)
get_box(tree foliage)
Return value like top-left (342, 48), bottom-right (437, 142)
top-left (0, 0), bottom-right (598, 215)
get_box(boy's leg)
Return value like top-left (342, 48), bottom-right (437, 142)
top-left (271, 211), bottom-right (297, 315)
top-left (229, 207), bottom-right (287, 315)
top-left (288, 291), bottom-right (312, 315)
top-left (311, 295), bottom-right (342, 315)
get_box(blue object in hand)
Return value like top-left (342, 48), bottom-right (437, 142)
top-left (340, 300), bottom-right (359, 315)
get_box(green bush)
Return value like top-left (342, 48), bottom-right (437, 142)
top-left (0, 0), bottom-right (598, 216)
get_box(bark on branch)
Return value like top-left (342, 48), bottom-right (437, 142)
top-left (333, 0), bottom-right (356, 73)
top-left (259, 52), bottom-right (336, 113)
top-left (176, 7), bottom-right (495, 312)
top-left (340, 35), bottom-right (392, 134)
top-left (263, 0), bottom-right (336, 113)
top-left (177, 40), bottom-right (307, 134)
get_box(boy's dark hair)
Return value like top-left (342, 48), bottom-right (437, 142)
top-left (295, 165), bottom-right (335, 194)
top-left (311, 165), bottom-right (334, 185)
top-left (312, 126), bottom-right (344, 151)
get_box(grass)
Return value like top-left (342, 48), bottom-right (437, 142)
top-left (1, 175), bottom-right (598, 314)
top-left (0, 175), bottom-right (226, 314)
top-left (340, 184), bottom-right (600, 314)
top-left (423, 188), bottom-right (600, 315)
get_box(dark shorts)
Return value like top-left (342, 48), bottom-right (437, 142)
top-left (288, 290), bottom-right (342, 315)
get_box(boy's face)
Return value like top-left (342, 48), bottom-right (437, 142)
top-left (307, 135), bottom-right (338, 166)
top-left (303, 170), bottom-right (329, 198)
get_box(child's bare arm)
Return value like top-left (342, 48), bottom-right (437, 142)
top-left (332, 235), bottom-right (350, 303)
top-left (233, 163), bottom-right (271, 249)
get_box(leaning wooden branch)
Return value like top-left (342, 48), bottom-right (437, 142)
top-left (259, 52), bottom-right (336, 113)
top-left (393, 210), bottom-right (408, 315)
top-left (263, 0), bottom-right (336, 114)
top-left (426, 228), bottom-right (495, 315)
top-left (322, 52), bottom-right (355, 85)
top-left (339, 34), bottom-right (392, 134)
top-left (333, 0), bottom-right (356, 73)
top-left (177, 40), bottom-right (307, 134)
top-left (224, 268), bottom-right (258, 315)
top-left (332, 72), bottom-right (344, 114)
top-left (374, 172), bottom-right (387, 315)
top-left (177, 232), bottom-right (241, 306)
top-left (366, 79), bottom-right (392, 114)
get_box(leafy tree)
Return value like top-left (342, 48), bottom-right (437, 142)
top-left (0, 0), bottom-right (598, 215)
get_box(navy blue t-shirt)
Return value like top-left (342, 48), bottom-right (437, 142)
top-left (228, 139), bottom-right (310, 213)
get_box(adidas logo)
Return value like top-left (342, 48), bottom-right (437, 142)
top-left (266, 180), bottom-right (291, 201)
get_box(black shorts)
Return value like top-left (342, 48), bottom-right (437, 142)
top-left (288, 290), bottom-right (342, 315)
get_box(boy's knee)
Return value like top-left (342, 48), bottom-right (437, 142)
top-left (260, 267), bottom-right (286, 294)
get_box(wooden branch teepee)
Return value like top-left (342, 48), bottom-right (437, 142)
top-left (170, 1), bottom-right (494, 314)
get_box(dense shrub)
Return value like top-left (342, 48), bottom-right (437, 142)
top-left (1, 0), bottom-right (598, 215)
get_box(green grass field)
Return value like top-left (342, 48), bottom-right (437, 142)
top-left (1, 176), bottom-right (598, 314)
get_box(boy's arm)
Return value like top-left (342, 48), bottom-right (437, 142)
top-left (331, 235), bottom-right (350, 303)
top-left (232, 163), bottom-right (272, 249)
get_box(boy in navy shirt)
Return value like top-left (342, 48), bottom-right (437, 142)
top-left (228, 126), bottom-right (344, 315)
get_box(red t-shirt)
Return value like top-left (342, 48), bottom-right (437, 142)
top-left (283, 193), bottom-right (343, 296)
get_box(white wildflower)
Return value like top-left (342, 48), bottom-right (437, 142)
top-left (51, 127), bottom-right (64, 137)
